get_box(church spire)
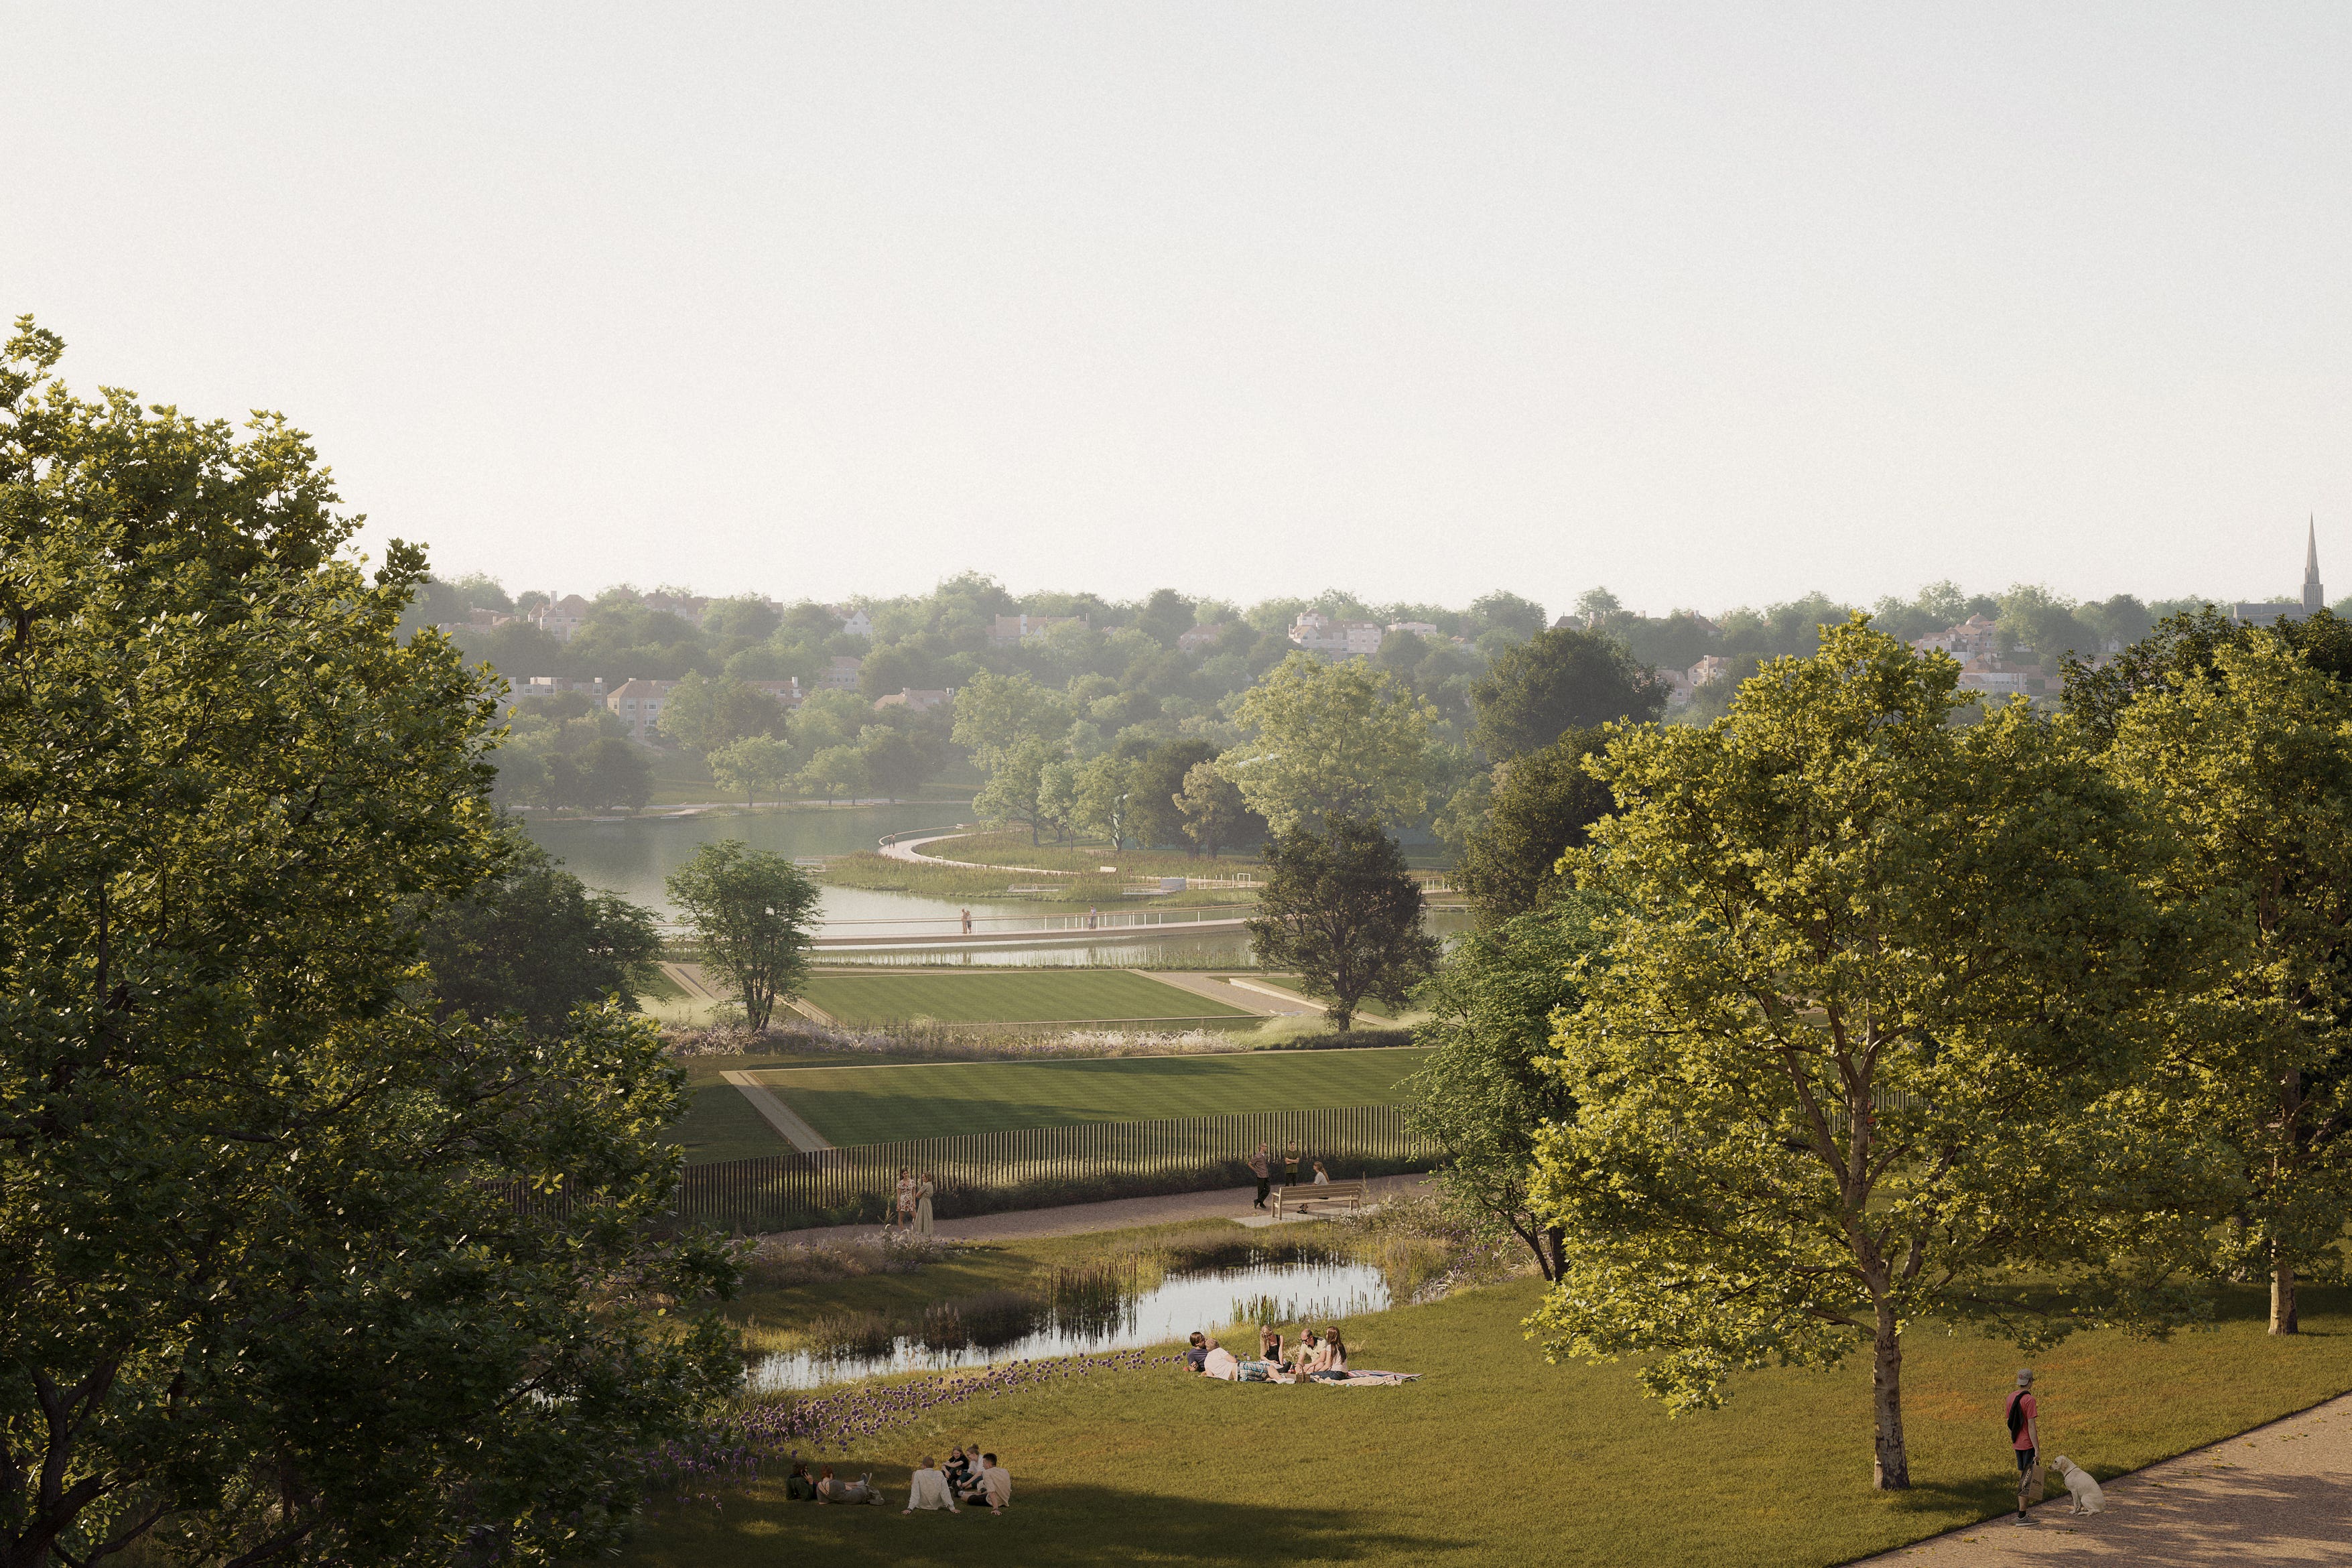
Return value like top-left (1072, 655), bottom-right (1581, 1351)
top-left (2305, 515), bottom-right (2325, 613)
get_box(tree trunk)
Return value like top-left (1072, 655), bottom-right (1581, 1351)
top-left (2272, 1252), bottom-right (2299, 1335)
top-left (1870, 1302), bottom-right (1910, 1489)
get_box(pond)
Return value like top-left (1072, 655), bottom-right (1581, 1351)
top-left (745, 1256), bottom-right (1390, 1392)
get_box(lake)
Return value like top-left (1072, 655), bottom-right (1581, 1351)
top-left (521, 805), bottom-right (1271, 966)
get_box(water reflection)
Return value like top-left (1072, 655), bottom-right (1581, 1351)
top-left (746, 1258), bottom-right (1389, 1392)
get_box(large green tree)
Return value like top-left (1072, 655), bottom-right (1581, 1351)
top-left (420, 833), bottom-right (661, 1033)
top-left (1174, 761), bottom-right (1252, 859)
top-left (1529, 619), bottom-right (2206, 1490)
top-left (1245, 816), bottom-right (1439, 1031)
top-left (1404, 899), bottom-right (1592, 1278)
top-left (2105, 637), bottom-right (2352, 1333)
top-left (1125, 739), bottom-right (1216, 848)
top-left (665, 840), bottom-right (821, 1031)
top-left (1467, 624), bottom-right (1664, 760)
top-left (657, 669), bottom-right (787, 755)
top-left (0, 322), bottom-right (737, 1567)
top-left (1221, 653), bottom-right (1433, 833)
top-left (1457, 728), bottom-right (1614, 925)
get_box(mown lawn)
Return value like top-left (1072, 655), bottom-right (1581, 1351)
top-left (799, 970), bottom-right (1253, 1027)
top-left (623, 1265), bottom-right (2352, 1568)
top-left (754, 1048), bottom-right (1430, 1145)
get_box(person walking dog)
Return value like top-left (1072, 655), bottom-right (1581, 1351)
top-left (2008, 1368), bottom-right (2042, 1523)
top-left (1248, 1143), bottom-right (1271, 1210)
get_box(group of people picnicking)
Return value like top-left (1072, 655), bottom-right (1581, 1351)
top-left (1244, 1139), bottom-right (1331, 1210)
top-left (781, 1446), bottom-right (1011, 1515)
top-left (1183, 1323), bottom-right (1350, 1384)
top-left (892, 1167), bottom-right (936, 1235)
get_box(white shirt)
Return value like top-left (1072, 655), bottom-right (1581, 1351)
top-left (980, 1465), bottom-right (1011, 1508)
top-left (905, 1468), bottom-right (958, 1512)
top-left (1201, 1346), bottom-right (1240, 1380)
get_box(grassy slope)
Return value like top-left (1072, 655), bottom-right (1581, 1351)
top-left (626, 1271), bottom-right (2352, 1568)
top-left (757, 1048), bottom-right (1431, 1145)
top-left (799, 972), bottom-right (1253, 1026)
top-left (664, 1051), bottom-right (976, 1165)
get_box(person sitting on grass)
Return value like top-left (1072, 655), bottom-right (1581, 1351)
top-left (785, 1460), bottom-right (816, 1502)
top-left (1307, 1326), bottom-right (1349, 1381)
top-left (904, 1457), bottom-right (958, 1514)
top-left (1296, 1327), bottom-right (1322, 1372)
top-left (941, 1445), bottom-right (972, 1500)
top-left (1183, 1331), bottom-right (1211, 1374)
top-left (978, 1453), bottom-right (1011, 1514)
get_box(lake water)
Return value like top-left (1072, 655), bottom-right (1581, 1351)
top-left (523, 805), bottom-right (1465, 968)
top-left (746, 1257), bottom-right (1390, 1392)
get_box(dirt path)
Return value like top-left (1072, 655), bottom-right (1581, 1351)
top-left (1848, 1392), bottom-right (2352, 1565)
top-left (1142, 970), bottom-right (1317, 1016)
top-left (754, 1172), bottom-right (1433, 1245)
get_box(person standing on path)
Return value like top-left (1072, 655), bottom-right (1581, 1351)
top-left (1283, 1140), bottom-right (1300, 1189)
top-left (2008, 1368), bottom-right (2041, 1524)
top-left (895, 1168), bottom-right (916, 1232)
top-left (914, 1171), bottom-right (936, 1236)
top-left (1248, 1143), bottom-right (1271, 1210)
top-left (960, 907), bottom-right (972, 935)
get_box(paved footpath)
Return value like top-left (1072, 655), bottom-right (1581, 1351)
top-left (1849, 1391), bottom-right (2352, 1566)
top-left (759, 1172), bottom-right (1433, 1246)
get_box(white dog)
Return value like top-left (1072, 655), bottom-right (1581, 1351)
top-left (2049, 1456), bottom-right (2105, 1515)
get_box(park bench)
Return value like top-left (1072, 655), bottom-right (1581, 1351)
top-left (1271, 1179), bottom-right (1367, 1220)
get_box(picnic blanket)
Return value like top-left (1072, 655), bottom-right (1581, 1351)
top-left (1323, 1370), bottom-right (1421, 1386)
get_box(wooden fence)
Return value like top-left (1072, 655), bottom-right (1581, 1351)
top-left (513, 1104), bottom-right (1436, 1234)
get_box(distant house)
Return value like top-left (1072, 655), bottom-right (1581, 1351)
top-left (640, 590), bottom-right (710, 628)
top-left (988, 613), bottom-right (1088, 647)
top-left (1660, 669), bottom-right (1695, 708)
top-left (531, 594), bottom-right (594, 643)
top-left (518, 675), bottom-right (609, 702)
top-left (1289, 612), bottom-right (1383, 657)
top-left (745, 677), bottom-right (805, 708)
top-left (1386, 620), bottom-right (1441, 639)
top-left (1177, 625), bottom-right (1228, 654)
top-left (830, 605), bottom-right (874, 639)
top-left (873, 687), bottom-right (954, 714)
top-left (1687, 655), bottom-right (1733, 688)
top-left (1910, 614), bottom-right (2000, 661)
top-left (1955, 657), bottom-right (2038, 697)
top-left (433, 607), bottom-right (520, 636)
top-left (604, 678), bottom-right (678, 743)
top-left (820, 655), bottom-right (864, 692)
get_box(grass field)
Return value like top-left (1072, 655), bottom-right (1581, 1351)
top-left (754, 1048), bottom-right (1429, 1145)
top-left (799, 971), bottom-right (1254, 1027)
top-left (623, 1228), bottom-right (2352, 1568)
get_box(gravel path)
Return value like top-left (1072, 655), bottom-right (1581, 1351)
top-left (1847, 1392), bottom-right (2352, 1565)
top-left (756, 1172), bottom-right (1434, 1246)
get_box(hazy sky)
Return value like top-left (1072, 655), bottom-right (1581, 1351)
top-left (7, 4), bottom-right (2349, 616)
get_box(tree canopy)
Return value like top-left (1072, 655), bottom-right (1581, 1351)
top-left (0, 320), bottom-right (736, 1566)
top-left (1457, 728), bottom-right (1615, 925)
top-left (665, 840), bottom-right (821, 1031)
top-left (1222, 653), bottom-right (1434, 833)
top-left (1244, 816), bottom-right (1439, 1031)
top-left (1528, 618), bottom-right (2204, 1490)
top-left (1467, 625), bottom-right (1664, 759)
top-left (420, 832), bottom-right (661, 1034)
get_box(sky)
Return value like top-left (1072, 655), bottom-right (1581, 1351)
top-left (5, 3), bottom-right (2350, 618)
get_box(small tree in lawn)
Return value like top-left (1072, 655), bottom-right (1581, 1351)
top-left (1402, 897), bottom-right (1593, 1279)
top-left (1529, 618), bottom-right (2207, 1490)
top-left (666, 840), bottom-right (820, 1031)
top-left (1246, 815), bottom-right (1438, 1031)
top-left (710, 733), bottom-right (795, 806)
top-left (1175, 761), bottom-right (1248, 859)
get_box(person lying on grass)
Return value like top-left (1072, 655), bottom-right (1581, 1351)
top-left (904, 1457), bottom-right (958, 1513)
top-left (815, 1466), bottom-right (885, 1504)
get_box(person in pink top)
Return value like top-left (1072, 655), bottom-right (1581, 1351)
top-left (2008, 1368), bottom-right (2040, 1524)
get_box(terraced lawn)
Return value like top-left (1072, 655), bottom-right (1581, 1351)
top-left (754, 1047), bottom-right (1429, 1145)
top-left (799, 970), bottom-right (1253, 1027)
